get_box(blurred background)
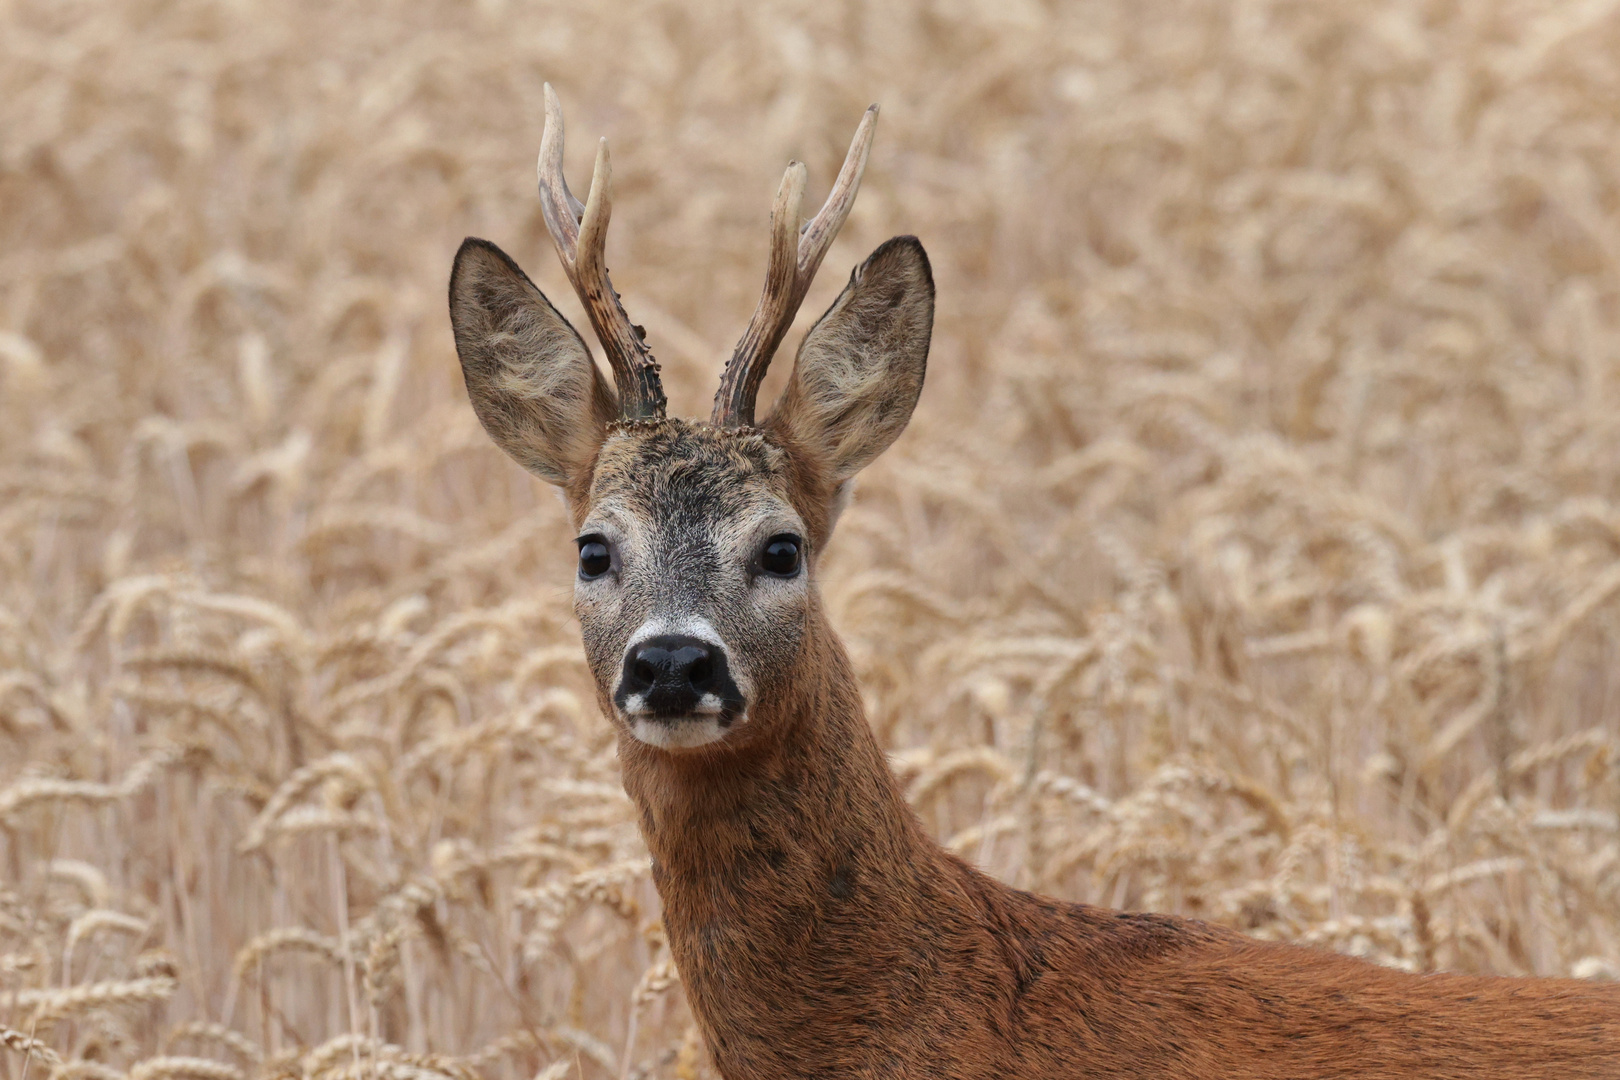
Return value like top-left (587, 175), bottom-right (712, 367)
top-left (5, 0), bottom-right (1620, 1077)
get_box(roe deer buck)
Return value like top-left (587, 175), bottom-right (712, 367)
top-left (448, 87), bottom-right (1620, 1080)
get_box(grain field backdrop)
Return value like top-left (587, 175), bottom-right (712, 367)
top-left (5, 0), bottom-right (1620, 1077)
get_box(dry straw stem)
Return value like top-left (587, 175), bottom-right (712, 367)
top-left (237, 754), bottom-right (377, 852)
top-left (65, 911), bottom-right (149, 958)
top-left (45, 862), bottom-right (112, 910)
top-left (161, 1023), bottom-right (263, 1066)
top-left (7, 0), bottom-right (1620, 1076)
top-left (295, 1037), bottom-right (480, 1080)
top-left (126, 1059), bottom-right (243, 1080)
top-left (230, 928), bottom-right (344, 983)
top-left (0, 748), bottom-right (182, 819)
top-left (49, 1063), bottom-right (128, 1080)
top-left (1, 1027), bottom-right (63, 1069)
top-left (9, 977), bottom-right (179, 1021)
top-left (362, 922), bottom-right (414, 1008)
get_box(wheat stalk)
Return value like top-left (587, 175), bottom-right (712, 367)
top-left (1, 1027), bottom-right (63, 1068)
top-left (10, 977), bottom-right (178, 1020)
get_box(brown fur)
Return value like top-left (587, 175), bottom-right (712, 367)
top-left (623, 620), bottom-right (1620, 1079)
top-left (450, 228), bottom-right (1620, 1078)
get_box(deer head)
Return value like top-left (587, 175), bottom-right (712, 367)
top-left (449, 87), bottom-right (933, 753)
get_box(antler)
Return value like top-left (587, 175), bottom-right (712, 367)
top-left (537, 84), bottom-right (666, 420)
top-left (712, 105), bottom-right (879, 428)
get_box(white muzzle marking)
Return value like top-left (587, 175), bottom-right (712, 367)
top-left (629, 715), bottom-right (731, 749)
top-left (625, 692), bottom-right (742, 750)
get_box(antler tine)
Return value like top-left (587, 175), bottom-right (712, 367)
top-left (713, 104), bottom-right (880, 428)
top-left (536, 83), bottom-right (666, 420)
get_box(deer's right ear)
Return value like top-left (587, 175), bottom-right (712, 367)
top-left (449, 237), bottom-right (617, 496)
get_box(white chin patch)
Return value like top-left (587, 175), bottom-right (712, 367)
top-left (629, 715), bottom-right (735, 750)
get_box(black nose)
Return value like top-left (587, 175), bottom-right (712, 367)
top-left (622, 634), bottom-right (718, 715)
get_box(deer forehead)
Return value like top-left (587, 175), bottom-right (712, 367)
top-left (582, 421), bottom-right (804, 541)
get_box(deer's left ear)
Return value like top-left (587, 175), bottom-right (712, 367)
top-left (765, 236), bottom-right (933, 487)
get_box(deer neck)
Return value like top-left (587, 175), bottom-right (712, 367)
top-left (615, 614), bottom-right (949, 1026)
top-left (619, 617), bottom-right (928, 890)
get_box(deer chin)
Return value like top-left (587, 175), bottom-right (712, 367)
top-left (628, 716), bottom-right (731, 750)
top-left (621, 695), bottom-right (746, 751)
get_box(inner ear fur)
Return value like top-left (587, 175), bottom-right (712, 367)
top-left (449, 237), bottom-right (617, 499)
top-left (766, 235), bottom-right (934, 489)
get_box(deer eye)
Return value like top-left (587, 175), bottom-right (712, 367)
top-left (577, 536), bottom-right (612, 579)
top-left (759, 534), bottom-right (802, 578)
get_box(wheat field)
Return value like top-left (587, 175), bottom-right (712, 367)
top-left (4, 0), bottom-right (1620, 1076)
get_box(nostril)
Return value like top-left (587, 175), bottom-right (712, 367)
top-left (632, 655), bottom-right (659, 689)
top-left (687, 655), bottom-right (712, 690)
